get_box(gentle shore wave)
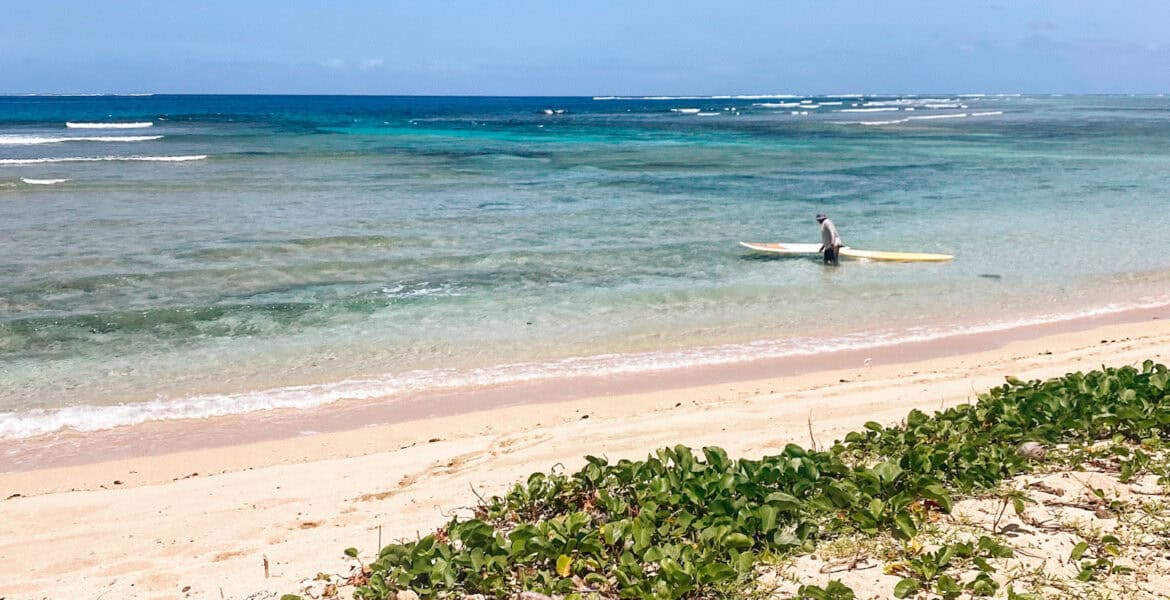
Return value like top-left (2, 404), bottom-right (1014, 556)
top-left (0, 134), bottom-right (163, 145)
top-left (3, 296), bottom-right (1166, 440)
top-left (19, 177), bottom-right (70, 185)
top-left (0, 154), bottom-right (206, 165)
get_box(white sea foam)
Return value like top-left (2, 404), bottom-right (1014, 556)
top-left (853, 119), bottom-right (911, 126)
top-left (846, 113), bottom-right (970, 126)
top-left (860, 98), bottom-right (967, 109)
top-left (20, 177), bottom-right (70, 185)
top-left (3, 296), bottom-right (1167, 440)
top-left (65, 121), bottom-right (153, 129)
top-left (754, 102), bottom-right (802, 108)
top-left (838, 107), bottom-right (901, 113)
top-left (843, 110), bottom-right (1003, 126)
top-left (0, 155), bottom-right (206, 166)
top-left (0, 135), bottom-right (162, 145)
top-left (670, 108), bottom-right (701, 114)
top-left (908, 113), bottom-right (969, 120)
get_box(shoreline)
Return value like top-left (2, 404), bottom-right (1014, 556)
top-left (2, 301), bottom-right (1168, 474)
top-left (1, 316), bottom-right (1169, 598)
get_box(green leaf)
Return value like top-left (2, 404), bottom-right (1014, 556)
top-left (872, 461), bottom-right (903, 484)
top-left (968, 573), bottom-right (999, 597)
top-left (894, 578), bottom-right (920, 598)
top-left (978, 535), bottom-right (1014, 558)
top-left (937, 544), bottom-right (956, 568)
top-left (733, 550), bottom-right (756, 573)
top-left (920, 484), bottom-right (953, 513)
top-left (937, 573), bottom-right (960, 590)
top-left (765, 491), bottom-right (802, 510)
top-left (583, 572), bottom-right (609, 587)
top-left (798, 584), bottom-right (828, 600)
top-left (1069, 541), bottom-right (1090, 561)
top-left (893, 511), bottom-right (917, 539)
top-left (801, 580), bottom-right (857, 600)
top-left (697, 563), bottom-right (736, 585)
top-left (772, 529), bottom-right (802, 548)
top-left (824, 580), bottom-right (856, 599)
top-left (343, 547), bottom-right (359, 558)
top-left (722, 532), bottom-right (754, 550)
top-left (556, 554), bottom-right (572, 577)
top-left (702, 446), bottom-right (729, 470)
top-left (757, 504), bottom-right (779, 532)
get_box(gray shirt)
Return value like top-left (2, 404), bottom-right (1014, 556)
top-left (820, 219), bottom-right (842, 249)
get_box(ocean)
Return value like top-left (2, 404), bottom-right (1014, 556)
top-left (2, 94), bottom-right (1169, 442)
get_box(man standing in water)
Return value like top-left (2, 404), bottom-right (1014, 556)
top-left (816, 213), bottom-right (842, 265)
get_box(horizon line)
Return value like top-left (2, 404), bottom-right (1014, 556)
top-left (3, 91), bottom-right (1168, 98)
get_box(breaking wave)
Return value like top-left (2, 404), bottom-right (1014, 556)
top-left (0, 135), bottom-right (163, 145)
top-left (0, 155), bottom-right (207, 166)
top-left (65, 122), bottom-right (154, 129)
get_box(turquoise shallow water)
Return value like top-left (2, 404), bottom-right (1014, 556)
top-left (2, 94), bottom-right (1169, 438)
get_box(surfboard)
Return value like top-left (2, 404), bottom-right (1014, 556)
top-left (838, 248), bottom-right (953, 262)
top-left (739, 241), bottom-right (953, 262)
top-left (738, 241), bottom-right (822, 255)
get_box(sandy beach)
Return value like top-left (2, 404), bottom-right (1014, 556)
top-left (2, 310), bottom-right (1169, 599)
top-left (5, 8), bottom-right (1170, 599)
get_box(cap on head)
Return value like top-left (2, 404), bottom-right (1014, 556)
top-left (815, 213), bottom-right (826, 222)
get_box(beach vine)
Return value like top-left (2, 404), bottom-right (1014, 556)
top-left (326, 362), bottom-right (1170, 599)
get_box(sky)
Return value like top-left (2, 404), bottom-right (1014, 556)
top-left (2, 0), bottom-right (1168, 95)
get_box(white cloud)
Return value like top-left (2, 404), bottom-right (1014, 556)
top-left (358, 58), bottom-right (384, 70)
top-left (317, 58), bottom-right (348, 70)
